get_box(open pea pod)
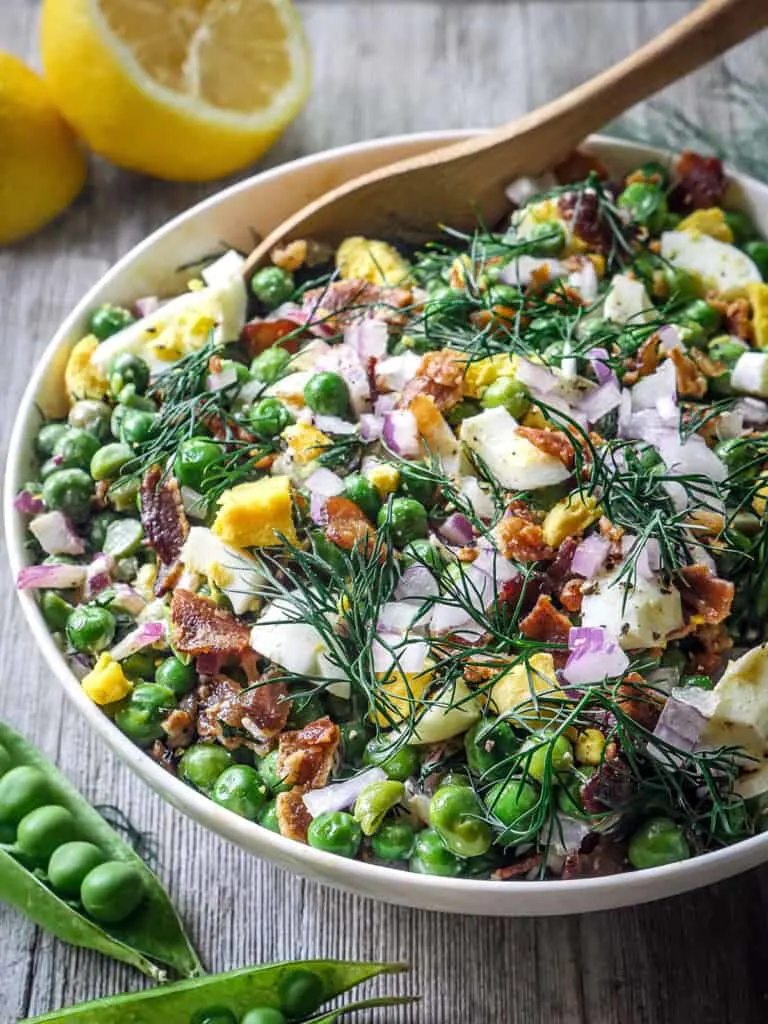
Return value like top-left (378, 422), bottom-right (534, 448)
top-left (21, 960), bottom-right (411, 1022)
top-left (0, 719), bottom-right (202, 980)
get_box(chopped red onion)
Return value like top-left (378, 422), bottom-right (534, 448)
top-left (314, 414), bottom-right (358, 435)
top-left (654, 431), bottom-right (726, 484)
top-left (133, 295), bottom-right (161, 318)
top-left (562, 626), bottom-right (629, 686)
top-left (359, 413), bottom-right (384, 441)
top-left (571, 534), bottom-right (610, 577)
top-left (309, 493), bottom-right (328, 526)
top-left (303, 767), bottom-right (387, 818)
top-left (499, 255), bottom-right (567, 288)
top-left (650, 691), bottom-right (709, 754)
top-left (377, 599), bottom-right (432, 632)
top-left (382, 409), bottom-right (422, 458)
top-left (553, 813), bottom-right (592, 855)
top-left (111, 583), bottom-right (146, 616)
top-left (657, 325), bottom-right (682, 354)
top-left (437, 513), bottom-right (474, 546)
top-left (568, 260), bottom-right (598, 303)
top-left (631, 358), bottom-right (677, 412)
top-left (376, 353), bottom-right (422, 393)
top-left (514, 357), bottom-right (559, 394)
top-left (345, 319), bottom-right (388, 361)
top-left (586, 347), bottom-right (612, 385)
top-left (429, 599), bottom-right (477, 635)
top-left (458, 477), bottom-right (495, 520)
top-left (29, 511), bottom-right (85, 556)
top-left (734, 397), bottom-right (768, 426)
top-left (579, 379), bottom-right (622, 424)
top-left (306, 467), bottom-right (344, 497)
top-left (372, 633), bottom-right (429, 674)
top-left (206, 366), bottom-right (239, 392)
top-left (14, 489), bottom-right (45, 516)
top-left (621, 535), bottom-right (661, 579)
top-left (85, 553), bottom-right (116, 598)
top-left (394, 564), bottom-right (440, 601)
top-left (472, 546), bottom-right (521, 585)
top-left (110, 620), bottom-right (167, 661)
top-left (715, 409), bottom-right (745, 440)
top-left (17, 563), bottom-right (87, 590)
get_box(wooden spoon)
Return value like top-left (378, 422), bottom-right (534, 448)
top-left (244, 0), bottom-right (767, 274)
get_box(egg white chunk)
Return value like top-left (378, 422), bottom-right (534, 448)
top-left (660, 230), bottom-right (761, 296)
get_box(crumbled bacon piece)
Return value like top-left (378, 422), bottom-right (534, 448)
top-left (276, 788), bottom-right (313, 843)
top-left (554, 150), bottom-right (609, 184)
top-left (708, 295), bottom-right (753, 341)
top-left (162, 692), bottom-right (198, 750)
top-left (399, 349), bottom-right (465, 411)
top-left (678, 564), bottom-right (735, 625)
top-left (519, 594), bottom-right (571, 644)
top-left (277, 716), bottom-right (340, 789)
top-left (580, 758), bottom-right (634, 814)
top-left (668, 348), bottom-right (707, 399)
top-left (686, 622), bottom-right (733, 675)
top-left (269, 238), bottom-right (332, 273)
top-left (494, 514), bottom-right (553, 562)
top-left (491, 853), bottom-right (543, 881)
top-left (325, 495), bottom-right (375, 551)
top-left (672, 151), bottom-right (726, 211)
top-left (241, 319), bottom-right (304, 357)
top-left (622, 334), bottom-right (660, 385)
top-left (543, 536), bottom-right (578, 592)
top-left (140, 466), bottom-right (189, 596)
top-left (302, 280), bottom-right (412, 326)
top-left (558, 190), bottom-right (610, 252)
top-left (617, 674), bottom-right (662, 730)
top-left (197, 674), bottom-right (290, 751)
top-left (516, 427), bottom-right (576, 469)
top-left (202, 411), bottom-right (258, 445)
top-left (561, 838), bottom-right (627, 880)
top-left (559, 578), bottom-right (583, 612)
top-left (170, 589), bottom-right (251, 657)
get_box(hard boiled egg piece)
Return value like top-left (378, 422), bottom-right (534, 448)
top-left (660, 230), bottom-right (761, 297)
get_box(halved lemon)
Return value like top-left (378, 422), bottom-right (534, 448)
top-left (40, 0), bottom-right (312, 181)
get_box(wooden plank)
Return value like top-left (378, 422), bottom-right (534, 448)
top-left (1, 1), bottom-right (768, 1022)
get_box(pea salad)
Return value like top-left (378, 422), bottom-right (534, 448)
top-left (14, 147), bottom-right (768, 882)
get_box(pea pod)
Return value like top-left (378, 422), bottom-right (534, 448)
top-left (0, 719), bottom-right (201, 981)
top-left (21, 960), bottom-right (412, 1023)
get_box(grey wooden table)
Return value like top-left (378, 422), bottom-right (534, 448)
top-left (2, 1), bottom-right (768, 1021)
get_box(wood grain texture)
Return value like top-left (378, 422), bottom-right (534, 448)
top-left (1, 2), bottom-right (767, 1022)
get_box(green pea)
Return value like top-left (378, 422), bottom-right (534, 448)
top-left (340, 721), bottom-right (370, 764)
top-left (353, 780), bottom-right (405, 836)
top-left (715, 438), bottom-right (753, 480)
top-left (663, 266), bottom-right (700, 302)
top-left (681, 674), bottom-right (714, 691)
top-left (681, 299), bottom-right (722, 336)
top-left (250, 346), bottom-right (291, 384)
top-left (0, 743), bottom-right (10, 779)
top-left (286, 692), bottom-right (325, 730)
top-left (250, 266), bottom-right (294, 310)
top-left (0, 766), bottom-right (52, 825)
top-left (114, 703), bottom-right (165, 747)
top-left (307, 811), bottom-right (362, 857)
top-left (42, 468), bottom-right (94, 522)
top-left (241, 1008), bottom-right (287, 1024)
top-left (628, 816), bottom-right (690, 869)
top-left (108, 476), bottom-right (140, 512)
top-left (121, 651), bottom-right (157, 681)
top-left (102, 517), bottom-right (144, 558)
top-left (429, 785), bottom-right (492, 858)
top-left (16, 805), bottom-right (78, 863)
top-left (363, 736), bottom-right (420, 782)
top-left (444, 398), bottom-right (482, 426)
top-left (557, 774), bottom-right (588, 819)
top-left (173, 438), bottom-right (222, 490)
top-left (617, 181), bottom-right (668, 234)
top-left (636, 160), bottom-right (669, 186)
top-left (674, 321), bottom-right (707, 350)
top-left (304, 371), bottom-right (350, 418)
top-left (410, 828), bottom-right (464, 877)
top-left (155, 656), bottom-right (195, 697)
top-left (90, 442), bottom-right (133, 482)
top-left (109, 353), bottom-right (150, 398)
top-left (436, 771), bottom-right (472, 791)
top-left (488, 283), bottom-right (522, 306)
top-left (110, 404), bottom-right (127, 439)
top-left (278, 968), bottom-right (325, 1019)
top-left (212, 765), bottom-right (267, 821)
top-left (520, 731), bottom-right (574, 783)
top-left (191, 1009), bottom-right (237, 1024)
top-left (120, 408), bottom-right (158, 446)
top-left (481, 376), bottom-right (531, 419)
top-left (486, 778), bottom-right (539, 839)
top-left (724, 210), bottom-right (756, 246)
top-left (248, 397), bottom-right (292, 440)
top-left (80, 860), bottom-right (146, 923)
top-left (310, 530), bottom-right (347, 577)
top-left (257, 750), bottom-right (290, 794)
top-left (258, 799), bottom-right (280, 832)
top-left (68, 400), bottom-right (112, 442)
top-left (398, 462), bottom-right (438, 508)
top-left (179, 744), bottom-right (234, 793)
top-left (40, 591), bottom-right (74, 632)
top-left (89, 304), bottom-right (136, 341)
top-left (377, 497), bottom-right (428, 547)
top-left (526, 219), bottom-right (566, 256)
top-left (66, 605), bottom-right (116, 654)
top-left (464, 719), bottom-right (517, 782)
top-left (402, 537), bottom-right (446, 576)
top-left (132, 682), bottom-right (176, 712)
top-left (343, 473), bottom-right (381, 521)
top-left (47, 840), bottom-right (106, 897)
top-left (745, 240), bottom-right (768, 280)
top-left (35, 422), bottom-right (70, 459)
top-left (371, 818), bottom-right (416, 861)
top-left (87, 510), bottom-right (119, 549)
top-left (120, 387), bottom-right (156, 412)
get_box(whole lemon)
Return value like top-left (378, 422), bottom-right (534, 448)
top-left (0, 51), bottom-right (86, 245)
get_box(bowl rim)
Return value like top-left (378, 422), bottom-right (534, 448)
top-left (6, 128), bottom-right (768, 913)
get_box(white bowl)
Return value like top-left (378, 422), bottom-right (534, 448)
top-left (7, 131), bottom-right (768, 916)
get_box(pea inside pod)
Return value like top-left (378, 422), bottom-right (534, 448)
top-left (0, 719), bottom-right (201, 980)
top-left (21, 960), bottom-right (413, 1023)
